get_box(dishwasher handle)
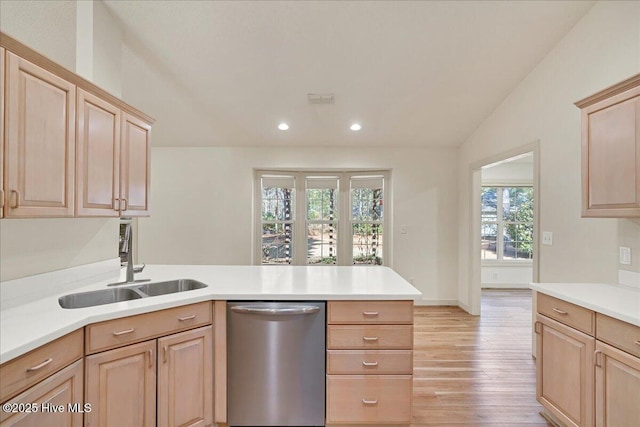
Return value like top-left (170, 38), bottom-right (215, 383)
top-left (230, 305), bottom-right (321, 315)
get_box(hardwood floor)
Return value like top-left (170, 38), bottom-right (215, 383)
top-left (412, 289), bottom-right (551, 426)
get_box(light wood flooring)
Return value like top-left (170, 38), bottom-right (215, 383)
top-left (411, 289), bottom-right (551, 426)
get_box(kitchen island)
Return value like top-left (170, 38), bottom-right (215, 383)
top-left (1, 261), bottom-right (421, 363)
top-left (0, 260), bottom-right (421, 427)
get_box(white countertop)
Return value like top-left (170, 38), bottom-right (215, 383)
top-left (0, 264), bottom-right (421, 364)
top-left (530, 282), bottom-right (640, 327)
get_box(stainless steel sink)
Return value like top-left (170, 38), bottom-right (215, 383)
top-left (58, 288), bottom-right (144, 309)
top-left (58, 279), bottom-right (208, 309)
top-left (135, 279), bottom-right (208, 296)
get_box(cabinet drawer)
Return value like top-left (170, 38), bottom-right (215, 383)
top-left (0, 329), bottom-right (83, 403)
top-left (327, 325), bottom-right (413, 350)
top-left (86, 302), bottom-right (212, 354)
top-left (596, 313), bottom-right (640, 358)
top-left (327, 350), bottom-right (412, 375)
top-left (326, 375), bottom-right (412, 424)
top-left (537, 293), bottom-right (594, 335)
top-left (0, 359), bottom-right (84, 426)
top-left (328, 300), bottom-right (413, 324)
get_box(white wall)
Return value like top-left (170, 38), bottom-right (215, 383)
top-left (76, 0), bottom-right (123, 96)
top-left (0, 0), bottom-right (124, 281)
top-left (138, 147), bottom-right (460, 304)
top-left (0, 0), bottom-right (77, 71)
top-left (457, 1), bottom-right (640, 311)
top-left (481, 265), bottom-right (533, 289)
top-left (481, 161), bottom-right (533, 186)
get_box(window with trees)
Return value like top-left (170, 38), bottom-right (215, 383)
top-left (481, 186), bottom-right (533, 261)
top-left (256, 171), bottom-right (388, 266)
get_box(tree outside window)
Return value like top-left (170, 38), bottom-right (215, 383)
top-left (481, 186), bottom-right (533, 261)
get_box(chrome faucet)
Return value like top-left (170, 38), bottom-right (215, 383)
top-left (108, 222), bottom-right (150, 286)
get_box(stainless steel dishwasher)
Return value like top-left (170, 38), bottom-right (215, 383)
top-left (227, 301), bottom-right (326, 426)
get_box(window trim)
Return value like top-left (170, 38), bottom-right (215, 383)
top-left (253, 169), bottom-right (392, 267)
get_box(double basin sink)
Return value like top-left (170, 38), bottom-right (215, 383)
top-left (58, 279), bottom-right (208, 309)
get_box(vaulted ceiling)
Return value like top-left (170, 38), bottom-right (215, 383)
top-left (104, 0), bottom-right (595, 148)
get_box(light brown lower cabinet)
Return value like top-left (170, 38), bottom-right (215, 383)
top-left (157, 326), bottom-right (213, 427)
top-left (595, 341), bottom-right (640, 427)
top-left (326, 300), bottom-right (414, 425)
top-left (0, 359), bottom-right (84, 427)
top-left (84, 325), bottom-right (213, 427)
top-left (536, 314), bottom-right (595, 427)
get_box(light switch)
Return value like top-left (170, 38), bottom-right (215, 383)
top-left (542, 231), bottom-right (553, 246)
top-left (619, 247), bottom-right (631, 265)
top-left (400, 225), bottom-right (407, 234)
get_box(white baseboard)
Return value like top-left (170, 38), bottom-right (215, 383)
top-left (413, 298), bottom-right (458, 306)
top-left (481, 283), bottom-right (530, 289)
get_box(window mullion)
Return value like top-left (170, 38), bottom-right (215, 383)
top-left (293, 172), bottom-right (306, 265)
top-left (497, 188), bottom-right (504, 260)
top-left (339, 172), bottom-right (351, 266)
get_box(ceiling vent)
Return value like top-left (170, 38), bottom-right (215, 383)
top-left (307, 93), bottom-right (335, 104)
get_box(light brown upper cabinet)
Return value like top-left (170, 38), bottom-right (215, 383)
top-left (76, 89), bottom-right (121, 216)
top-left (77, 96), bottom-right (151, 217)
top-left (4, 52), bottom-right (76, 218)
top-left (1, 31), bottom-right (154, 218)
top-left (120, 113), bottom-right (151, 216)
top-left (576, 74), bottom-right (640, 217)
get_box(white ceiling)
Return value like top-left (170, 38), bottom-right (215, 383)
top-left (104, 0), bottom-right (595, 148)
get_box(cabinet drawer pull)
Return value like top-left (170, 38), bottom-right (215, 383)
top-left (362, 398), bottom-right (378, 405)
top-left (552, 308), bottom-right (568, 315)
top-left (635, 340), bottom-right (640, 346)
top-left (178, 314), bottom-right (196, 321)
top-left (26, 358), bottom-right (53, 372)
top-left (362, 311), bottom-right (379, 317)
top-left (362, 361), bottom-right (378, 366)
top-left (10, 190), bottom-right (21, 209)
top-left (113, 328), bottom-right (135, 336)
top-left (148, 349), bottom-right (153, 368)
top-left (122, 198), bottom-right (128, 211)
top-left (163, 345), bottom-right (168, 363)
top-left (362, 336), bottom-right (379, 342)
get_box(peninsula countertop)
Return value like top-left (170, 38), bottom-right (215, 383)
top-left (530, 282), bottom-right (640, 327)
top-left (0, 263), bottom-right (421, 364)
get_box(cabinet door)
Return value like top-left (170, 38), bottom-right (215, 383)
top-left (595, 341), bottom-right (640, 427)
top-left (85, 340), bottom-right (156, 427)
top-left (0, 360), bottom-right (83, 427)
top-left (4, 52), bottom-right (75, 217)
top-left (1, 47), bottom-right (5, 217)
top-left (536, 314), bottom-right (595, 427)
top-left (120, 113), bottom-right (150, 216)
top-left (76, 89), bottom-right (120, 217)
top-left (157, 326), bottom-right (213, 427)
top-left (582, 88), bottom-right (640, 217)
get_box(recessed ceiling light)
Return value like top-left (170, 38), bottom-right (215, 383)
top-left (350, 123), bottom-right (362, 131)
top-left (278, 123), bottom-right (289, 131)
